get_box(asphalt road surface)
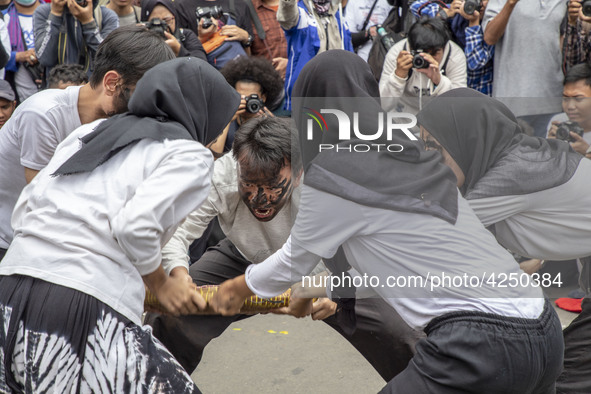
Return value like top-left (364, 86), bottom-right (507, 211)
top-left (191, 285), bottom-right (578, 393)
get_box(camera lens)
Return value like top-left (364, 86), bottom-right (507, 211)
top-left (555, 125), bottom-right (571, 141)
top-left (464, 0), bottom-right (478, 15)
top-left (584, 0), bottom-right (591, 17)
top-left (246, 101), bottom-right (262, 114)
top-left (412, 54), bottom-right (428, 69)
top-left (245, 95), bottom-right (263, 114)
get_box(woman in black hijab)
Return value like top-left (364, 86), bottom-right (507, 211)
top-left (0, 58), bottom-right (240, 393)
top-left (416, 88), bottom-right (591, 260)
top-left (417, 88), bottom-right (591, 393)
top-left (141, 0), bottom-right (207, 60)
top-left (210, 51), bottom-right (563, 393)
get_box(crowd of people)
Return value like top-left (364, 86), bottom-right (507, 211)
top-left (0, 0), bottom-right (590, 392)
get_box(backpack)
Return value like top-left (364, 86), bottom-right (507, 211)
top-left (206, 40), bottom-right (247, 69)
top-left (204, 15), bottom-right (247, 69)
top-left (367, 3), bottom-right (416, 82)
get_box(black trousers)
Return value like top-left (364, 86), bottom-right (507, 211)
top-left (556, 297), bottom-right (591, 393)
top-left (146, 238), bottom-right (424, 381)
top-left (380, 300), bottom-right (564, 394)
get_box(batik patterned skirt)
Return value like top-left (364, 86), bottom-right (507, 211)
top-left (0, 275), bottom-right (200, 394)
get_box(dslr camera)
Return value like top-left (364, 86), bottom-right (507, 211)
top-left (410, 50), bottom-right (429, 69)
top-left (583, 0), bottom-right (591, 17)
top-left (24, 62), bottom-right (44, 89)
top-left (196, 6), bottom-right (223, 29)
top-left (463, 0), bottom-right (482, 15)
top-left (144, 18), bottom-right (169, 38)
top-left (555, 121), bottom-right (584, 142)
top-left (245, 94), bottom-right (264, 114)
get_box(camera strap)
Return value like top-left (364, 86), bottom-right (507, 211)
top-left (361, 0), bottom-right (380, 32)
top-left (243, 0), bottom-right (266, 40)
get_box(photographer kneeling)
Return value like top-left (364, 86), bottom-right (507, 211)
top-left (210, 56), bottom-right (284, 154)
top-left (380, 16), bottom-right (466, 114)
top-left (547, 63), bottom-right (591, 159)
top-left (141, 0), bottom-right (207, 61)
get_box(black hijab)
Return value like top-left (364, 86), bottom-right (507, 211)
top-left (293, 50), bottom-right (459, 224)
top-left (54, 57), bottom-right (240, 176)
top-left (417, 88), bottom-right (582, 199)
top-left (141, 0), bottom-right (179, 33)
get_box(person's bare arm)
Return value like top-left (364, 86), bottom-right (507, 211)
top-left (483, 0), bottom-right (520, 46)
top-left (24, 167), bottom-right (39, 183)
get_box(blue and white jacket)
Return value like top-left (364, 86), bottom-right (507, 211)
top-left (278, 0), bottom-right (353, 110)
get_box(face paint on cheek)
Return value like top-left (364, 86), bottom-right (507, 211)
top-left (239, 175), bottom-right (294, 221)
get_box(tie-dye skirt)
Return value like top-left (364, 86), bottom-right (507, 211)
top-left (0, 274), bottom-right (200, 393)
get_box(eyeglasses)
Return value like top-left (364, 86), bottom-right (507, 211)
top-left (161, 16), bottom-right (175, 25)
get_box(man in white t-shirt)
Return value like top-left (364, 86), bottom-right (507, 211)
top-left (0, 25), bottom-right (175, 260)
top-left (547, 63), bottom-right (591, 159)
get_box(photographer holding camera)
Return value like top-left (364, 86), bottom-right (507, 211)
top-left (191, 6), bottom-right (250, 69)
top-left (547, 63), bottom-right (591, 159)
top-left (141, 0), bottom-right (207, 60)
top-left (175, 0), bottom-right (253, 49)
top-left (409, 0), bottom-right (494, 95)
top-left (380, 16), bottom-right (466, 114)
top-left (33, 0), bottom-right (119, 81)
top-left (563, 0), bottom-right (591, 69)
top-left (207, 56), bottom-right (284, 154)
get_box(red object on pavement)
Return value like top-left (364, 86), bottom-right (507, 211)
top-left (555, 298), bottom-right (583, 313)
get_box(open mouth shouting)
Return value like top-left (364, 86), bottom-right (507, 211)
top-left (253, 207), bottom-right (275, 220)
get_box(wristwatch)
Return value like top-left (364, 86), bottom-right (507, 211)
top-left (242, 34), bottom-right (254, 47)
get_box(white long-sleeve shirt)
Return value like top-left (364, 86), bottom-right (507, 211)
top-left (246, 185), bottom-right (544, 331)
top-left (0, 120), bottom-right (214, 324)
top-left (468, 158), bottom-right (591, 261)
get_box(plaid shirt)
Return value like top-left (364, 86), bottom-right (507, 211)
top-left (250, 0), bottom-right (288, 61)
top-left (465, 25), bottom-right (494, 96)
top-left (563, 20), bottom-right (591, 71)
top-left (410, 0), bottom-right (446, 18)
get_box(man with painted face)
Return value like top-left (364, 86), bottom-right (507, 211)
top-left (146, 116), bottom-right (304, 372)
top-left (417, 87), bottom-right (591, 393)
top-left (147, 115), bottom-right (422, 381)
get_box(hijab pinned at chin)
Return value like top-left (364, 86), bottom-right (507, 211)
top-left (53, 57), bottom-right (240, 176)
